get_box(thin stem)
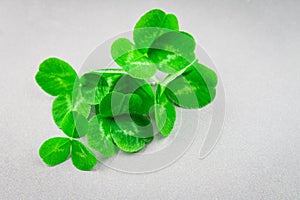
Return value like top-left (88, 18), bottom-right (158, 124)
top-left (95, 68), bottom-right (127, 74)
top-left (160, 59), bottom-right (197, 87)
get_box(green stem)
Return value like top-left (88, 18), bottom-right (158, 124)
top-left (160, 59), bottom-right (197, 87)
top-left (95, 68), bottom-right (127, 74)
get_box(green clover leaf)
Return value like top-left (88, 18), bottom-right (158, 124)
top-left (71, 140), bottom-right (97, 171)
top-left (39, 137), bottom-right (71, 166)
top-left (52, 91), bottom-right (90, 138)
top-left (112, 10), bottom-right (195, 77)
top-left (79, 69), bottom-right (125, 104)
top-left (99, 92), bottom-right (145, 117)
top-left (39, 137), bottom-right (97, 171)
top-left (79, 72), bottom-right (110, 105)
top-left (111, 38), bottom-right (156, 79)
top-left (111, 74), bottom-right (155, 114)
top-left (148, 31), bottom-right (196, 74)
top-left (134, 9), bottom-right (179, 53)
top-left (110, 115), bottom-right (153, 152)
top-left (60, 111), bottom-right (88, 138)
top-left (35, 9), bottom-right (219, 172)
top-left (155, 84), bottom-right (176, 136)
top-left (35, 58), bottom-right (78, 96)
top-left (165, 62), bottom-right (217, 108)
top-left (87, 115), bottom-right (118, 157)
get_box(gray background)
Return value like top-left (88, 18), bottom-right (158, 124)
top-left (1, 0), bottom-right (299, 199)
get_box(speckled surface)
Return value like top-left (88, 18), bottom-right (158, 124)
top-left (0, 0), bottom-right (299, 199)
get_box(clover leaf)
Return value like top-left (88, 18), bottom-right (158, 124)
top-left (35, 8), bottom-right (219, 171)
top-left (134, 9), bottom-right (179, 53)
top-left (71, 140), bottom-right (97, 171)
top-left (155, 84), bottom-right (176, 136)
top-left (39, 137), bottom-right (97, 170)
top-left (99, 92), bottom-right (145, 117)
top-left (112, 13), bottom-right (195, 77)
top-left (110, 115), bottom-right (153, 152)
top-left (79, 72), bottom-right (110, 105)
top-left (52, 92), bottom-right (90, 138)
top-left (79, 69), bottom-right (125, 104)
top-left (165, 62), bottom-right (217, 108)
top-left (87, 115), bottom-right (118, 157)
top-left (35, 58), bottom-right (78, 96)
top-left (111, 38), bottom-right (156, 79)
top-left (39, 137), bottom-right (71, 166)
top-left (148, 31), bottom-right (196, 74)
top-left (111, 74), bottom-right (155, 114)
top-left (60, 111), bottom-right (89, 138)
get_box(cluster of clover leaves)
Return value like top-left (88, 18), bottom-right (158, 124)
top-left (35, 9), bottom-right (218, 171)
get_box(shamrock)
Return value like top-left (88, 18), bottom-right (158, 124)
top-left (35, 9), bottom-right (218, 171)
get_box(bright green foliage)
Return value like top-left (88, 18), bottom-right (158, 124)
top-left (148, 31), bottom-right (196, 74)
top-left (110, 116), bottom-right (153, 152)
top-left (71, 140), bottom-right (97, 171)
top-left (87, 115), bottom-right (118, 157)
top-left (35, 8), bottom-right (218, 171)
top-left (39, 137), bottom-right (71, 166)
top-left (155, 84), bottom-right (176, 136)
top-left (79, 69), bottom-right (128, 104)
top-left (111, 38), bottom-right (156, 79)
top-left (52, 92), bottom-right (90, 137)
top-left (134, 9), bottom-right (179, 53)
top-left (79, 71), bottom-right (110, 105)
top-left (111, 11), bottom-right (194, 77)
top-left (112, 75), bottom-right (155, 113)
top-left (60, 111), bottom-right (88, 138)
top-left (35, 58), bottom-right (78, 96)
top-left (39, 137), bottom-right (97, 171)
top-left (99, 92), bottom-right (150, 117)
top-left (165, 62), bottom-right (217, 108)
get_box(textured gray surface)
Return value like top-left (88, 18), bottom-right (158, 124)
top-left (1, 0), bottom-right (300, 199)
